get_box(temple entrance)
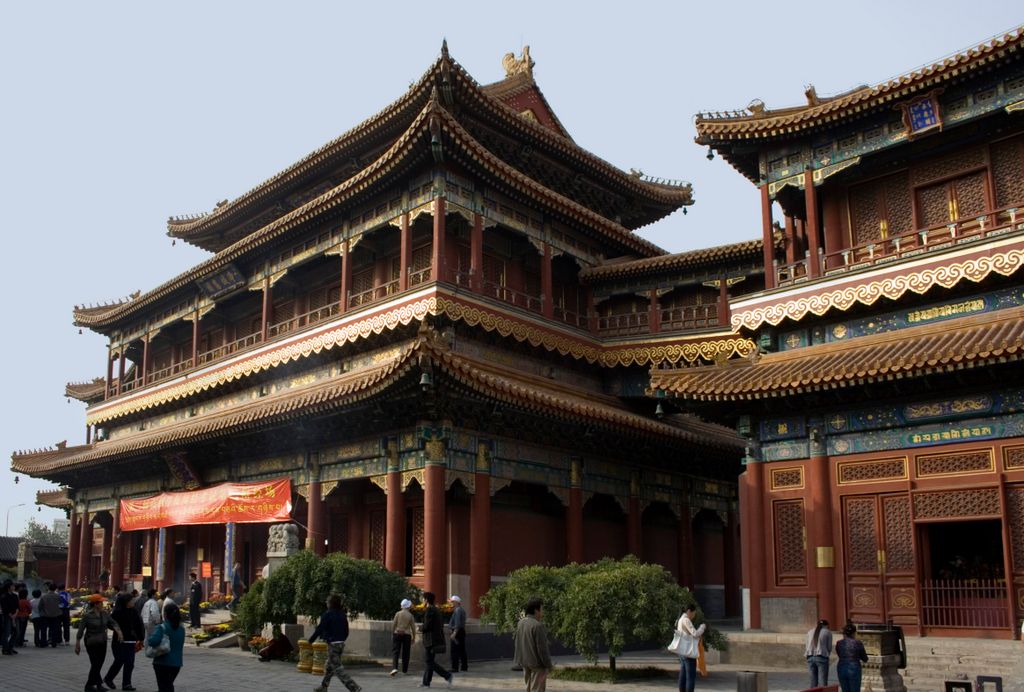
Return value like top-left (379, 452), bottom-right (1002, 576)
top-left (919, 519), bottom-right (1010, 631)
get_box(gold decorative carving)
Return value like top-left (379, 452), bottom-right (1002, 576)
top-left (424, 439), bottom-right (446, 464)
top-left (321, 481), bottom-right (339, 500)
top-left (549, 486), bottom-right (569, 506)
top-left (475, 443), bottom-right (490, 473)
top-left (401, 469), bottom-right (424, 492)
top-left (852, 587), bottom-right (877, 608)
top-left (489, 477), bottom-right (513, 497)
top-left (295, 484), bottom-right (310, 500)
top-left (445, 470), bottom-right (475, 494)
top-left (570, 458), bottom-right (582, 488)
top-left (731, 245), bottom-right (1024, 330)
top-left (368, 475), bottom-right (388, 494)
top-left (815, 546), bottom-right (834, 568)
top-left (770, 466), bottom-right (804, 490)
top-left (837, 458), bottom-right (908, 485)
top-left (891, 588), bottom-right (916, 609)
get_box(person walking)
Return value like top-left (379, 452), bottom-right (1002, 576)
top-left (676, 604), bottom-right (706, 692)
top-left (805, 619), bottom-right (833, 688)
top-left (16, 587), bottom-right (31, 647)
top-left (142, 589), bottom-right (162, 639)
top-left (835, 622), bottom-right (868, 692)
top-left (449, 595), bottom-right (468, 673)
top-left (148, 601), bottom-right (186, 692)
top-left (419, 591), bottom-right (453, 688)
top-left (308, 593), bottom-right (362, 692)
top-left (105, 592), bottom-right (145, 691)
top-left (76, 594), bottom-right (124, 692)
top-left (230, 562), bottom-right (246, 611)
top-left (59, 583), bottom-right (72, 645)
top-left (188, 573), bottom-right (203, 629)
top-left (513, 597), bottom-right (552, 692)
top-left (389, 598), bottom-right (416, 677)
top-left (39, 582), bottom-right (63, 647)
top-left (0, 580), bottom-right (18, 655)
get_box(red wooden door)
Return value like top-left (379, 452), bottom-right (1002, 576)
top-left (915, 171), bottom-right (990, 228)
top-left (843, 493), bottom-right (918, 627)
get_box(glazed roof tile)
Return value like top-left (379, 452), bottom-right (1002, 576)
top-left (36, 488), bottom-right (71, 509)
top-left (13, 333), bottom-right (741, 477)
top-left (66, 378), bottom-right (106, 403)
top-left (580, 237), bottom-right (766, 283)
top-left (650, 304), bottom-right (1024, 401)
top-left (695, 27), bottom-right (1024, 142)
top-left (169, 48), bottom-right (689, 248)
top-left (76, 99), bottom-right (667, 332)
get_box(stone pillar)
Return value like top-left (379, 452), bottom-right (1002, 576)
top-left (806, 427), bottom-right (837, 625)
top-left (431, 197), bottom-right (446, 282)
top-left (627, 472), bottom-right (642, 559)
top-left (760, 184), bottom-right (775, 290)
top-left (385, 441), bottom-right (405, 573)
top-left (678, 500), bottom-right (695, 590)
top-left (109, 505), bottom-right (124, 588)
top-left (265, 523), bottom-right (301, 579)
top-left (566, 457), bottom-right (584, 564)
top-left (470, 213), bottom-right (484, 292)
top-left (804, 169), bottom-right (822, 277)
top-left (469, 442), bottom-right (491, 618)
top-left (65, 509), bottom-right (80, 588)
top-left (77, 510), bottom-right (92, 588)
top-left (423, 439), bottom-right (447, 599)
top-left (740, 453), bottom-right (766, 629)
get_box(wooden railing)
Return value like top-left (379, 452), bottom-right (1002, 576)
top-left (660, 305), bottom-right (718, 331)
top-left (481, 280), bottom-right (541, 312)
top-left (774, 205), bottom-right (1024, 286)
top-left (197, 330), bottom-right (262, 366)
top-left (920, 579), bottom-right (1010, 629)
top-left (597, 312), bottom-right (649, 335)
top-left (553, 305), bottom-right (587, 329)
top-left (268, 303), bottom-right (341, 338)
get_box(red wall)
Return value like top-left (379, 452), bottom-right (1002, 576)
top-left (491, 507), bottom-right (566, 574)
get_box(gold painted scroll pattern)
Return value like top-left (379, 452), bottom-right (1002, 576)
top-left (731, 248), bottom-right (1024, 331)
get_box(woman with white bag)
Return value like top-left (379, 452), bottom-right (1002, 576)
top-left (673, 604), bottom-right (705, 692)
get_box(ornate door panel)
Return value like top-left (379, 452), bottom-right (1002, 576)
top-left (915, 171), bottom-right (991, 229)
top-left (849, 172), bottom-right (912, 244)
top-left (916, 182), bottom-right (952, 228)
top-left (951, 171), bottom-right (988, 220)
top-left (843, 493), bottom-right (918, 625)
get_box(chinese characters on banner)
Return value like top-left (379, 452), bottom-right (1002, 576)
top-left (120, 478), bottom-right (292, 531)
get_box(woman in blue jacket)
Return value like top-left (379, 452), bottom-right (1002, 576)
top-left (147, 602), bottom-right (186, 692)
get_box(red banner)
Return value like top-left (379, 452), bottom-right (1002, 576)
top-left (119, 478), bottom-right (292, 531)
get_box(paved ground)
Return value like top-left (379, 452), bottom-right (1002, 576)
top-left (1, 638), bottom-right (812, 691)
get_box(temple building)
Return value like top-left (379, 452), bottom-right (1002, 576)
top-left (652, 27), bottom-right (1024, 638)
top-left (12, 45), bottom-right (757, 619)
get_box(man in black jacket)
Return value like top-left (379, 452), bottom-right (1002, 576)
top-left (188, 573), bottom-right (203, 629)
top-left (420, 592), bottom-right (453, 688)
top-left (310, 594), bottom-right (361, 692)
top-left (0, 580), bottom-right (19, 655)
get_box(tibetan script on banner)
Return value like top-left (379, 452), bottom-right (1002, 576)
top-left (120, 478), bottom-right (292, 531)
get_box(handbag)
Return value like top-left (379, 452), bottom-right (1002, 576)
top-left (667, 631), bottom-right (683, 654)
top-left (145, 625), bottom-right (171, 659)
top-left (679, 632), bottom-right (699, 659)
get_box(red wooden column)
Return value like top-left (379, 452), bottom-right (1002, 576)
top-left (806, 428), bottom-right (837, 625)
top-left (141, 335), bottom-right (151, 384)
top-left (190, 313), bottom-right (200, 367)
top-left (105, 352), bottom-right (114, 399)
top-left (77, 510), bottom-right (92, 588)
top-left (677, 500), bottom-right (695, 590)
top-left (760, 184), bottom-right (775, 289)
top-left (804, 169), bottom-right (822, 277)
top-left (540, 243), bottom-right (553, 319)
top-left (399, 213), bottom-right (411, 292)
top-left (100, 516), bottom-right (112, 587)
top-left (109, 504), bottom-right (123, 588)
top-left (65, 509), bottom-right (80, 588)
top-left (385, 442), bottom-right (405, 573)
top-left (566, 457), bottom-right (583, 564)
top-left (716, 278), bottom-right (730, 328)
top-left (117, 349), bottom-right (127, 393)
top-left (470, 213), bottom-right (484, 292)
top-left (431, 198), bottom-right (446, 282)
top-left (339, 240), bottom-right (351, 315)
top-left (784, 215), bottom-right (797, 265)
top-left (723, 508), bottom-right (740, 617)
top-left (648, 289), bottom-right (661, 334)
top-left (423, 439), bottom-right (447, 600)
top-left (307, 474), bottom-right (325, 556)
top-left (740, 456), bottom-right (766, 629)
top-left (260, 278), bottom-right (272, 342)
top-left (347, 490), bottom-right (364, 558)
top-left (627, 472), bottom-right (642, 559)
top-left (469, 442), bottom-right (491, 618)
top-left (586, 288), bottom-right (598, 334)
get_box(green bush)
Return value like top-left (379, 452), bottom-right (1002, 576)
top-left (234, 579), bottom-right (267, 636)
top-left (480, 556), bottom-right (727, 669)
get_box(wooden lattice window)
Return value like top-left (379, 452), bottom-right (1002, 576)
top-left (845, 496), bottom-right (880, 573)
top-left (882, 495), bottom-right (913, 573)
top-left (849, 171), bottom-right (912, 244)
top-left (411, 506), bottom-right (425, 576)
top-left (410, 245), bottom-right (432, 286)
top-left (1007, 487), bottom-right (1024, 571)
top-left (773, 499), bottom-right (807, 585)
top-left (369, 510), bottom-right (386, 564)
top-left (991, 136), bottom-right (1024, 209)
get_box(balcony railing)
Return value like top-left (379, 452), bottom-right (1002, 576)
top-left (197, 330), bottom-right (262, 366)
top-left (268, 302), bottom-right (341, 338)
top-left (660, 305), bottom-right (718, 331)
top-left (482, 280), bottom-right (541, 312)
top-left (776, 205), bottom-right (1023, 286)
top-left (597, 312), bottom-right (649, 336)
top-left (921, 578), bottom-right (1009, 629)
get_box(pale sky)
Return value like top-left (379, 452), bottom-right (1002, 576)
top-left (1, 1), bottom-right (1019, 536)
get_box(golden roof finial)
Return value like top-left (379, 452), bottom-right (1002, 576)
top-left (502, 46), bottom-right (534, 78)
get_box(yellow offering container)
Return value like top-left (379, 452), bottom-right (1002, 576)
top-left (311, 641), bottom-right (328, 675)
top-left (296, 639), bottom-right (313, 673)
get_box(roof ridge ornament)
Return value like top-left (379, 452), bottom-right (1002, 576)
top-left (502, 46), bottom-right (534, 78)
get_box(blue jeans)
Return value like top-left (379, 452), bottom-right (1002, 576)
top-left (837, 661), bottom-right (861, 692)
top-left (678, 655), bottom-right (697, 692)
top-left (807, 654), bottom-right (829, 687)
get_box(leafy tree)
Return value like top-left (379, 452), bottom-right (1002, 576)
top-left (22, 518), bottom-right (67, 546)
top-left (481, 557), bottom-right (726, 676)
top-left (234, 578), bottom-right (267, 635)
